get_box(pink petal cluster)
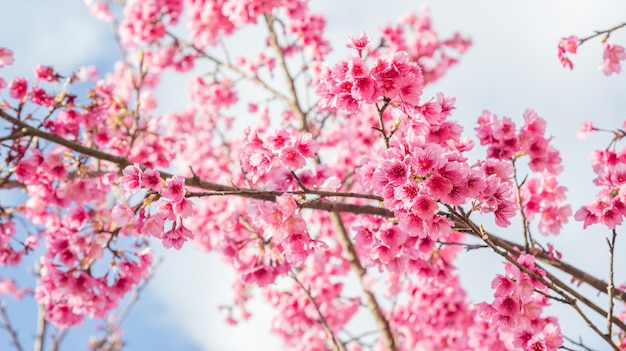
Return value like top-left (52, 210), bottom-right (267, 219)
top-left (601, 43), bottom-right (626, 76)
top-left (476, 109), bottom-right (570, 234)
top-left (0, 278), bottom-right (32, 300)
top-left (120, 164), bottom-right (195, 249)
top-left (520, 173), bottom-right (572, 235)
top-left (241, 128), bottom-right (319, 182)
top-left (556, 35), bottom-right (578, 70)
top-left (317, 50), bottom-right (424, 113)
top-left (118, 0), bottom-right (183, 48)
top-left (575, 147), bottom-right (626, 229)
top-left (478, 254), bottom-right (563, 351)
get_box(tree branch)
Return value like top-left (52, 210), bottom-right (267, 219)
top-left (0, 109), bottom-right (391, 217)
top-left (0, 303), bottom-right (25, 351)
top-left (264, 13), bottom-right (309, 132)
top-left (606, 229), bottom-right (617, 337)
top-left (329, 212), bottom-right (397, 351)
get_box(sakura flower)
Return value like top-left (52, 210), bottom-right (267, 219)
top-left (120, 164), bottom-right (143, 196)
top-left (346, 32), bottom-right (370, 57)
top-left (34, 65), bottom-right (58, 82)
top-left (0, 47), bottom-right (14, 67)
top-left (161, 175), bottom-right (186, 202)
top-left (141, 167), bottom-right (162, 191)
top-left (601, 43), bottom-right (626, 76)
top-left (111, 203), bottom-right (135, 227)
top-left (556, 36), bottom-right (577, 70)
top-left (561, 35), bottom-right (578, 53)
top-left (162, 222), bottom-right (193, 250)
top-left (279, 146), bottom-right (306, 170)
top-left (9, 77), bottom-right (28, 100)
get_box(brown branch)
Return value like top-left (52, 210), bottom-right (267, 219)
top-left (0, 180), bottom-right (25, 190)
top-left (33, 263), bottom-right (47, 351)
top-left (607, 229), bottom-right (617, 337)
top-left (0, 303), bottom-right (25, 351)
top-left (264, 13), bottom-right (309, 132)
top-left (479, 234), bottom-right (619, 350)
top-left (4, 109), bottom-right (626, 344)
top-left (512, 158), bottom-right (532, 251)
top-left (0, 130), bottom-right (27, 142)
top-left (0, 109), bottom-right (391, 217)
top-left (47, 329), bottom-right (68, 351)
top-left (452, 210), bottom-right (624, 349)
top-left (329, 212), bottom-right (397, 351)
top-left (452, 211), bottom-right (626, 331)
top-left (579, 22), bottom-right (626, 45)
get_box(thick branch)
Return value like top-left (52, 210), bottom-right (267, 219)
top-left (0, 110), bottom-right (391, 217)
top-left (33, 302), bottom-right (46, 351)
top-left (329, 212), bottom-right (397, 351)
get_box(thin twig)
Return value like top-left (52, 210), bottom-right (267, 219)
top-left (607, 229), bottom-right (617, 337)
top-left (167, 32), bottom-right (293, 107)
top-left (563, 334), bottom-right (597, 351)
top-left (578, 22), bottom-right (626, 45)
top-left (264, 14), bottom-right (309, 132)
top-left (451, 209), bottom-right (621, 350)
top-left (512, 158), bottom-right (532, 252)
top-left (0, 303), bottom-right (25, 351)
top-left (291, 274), bottom-right (346, 351)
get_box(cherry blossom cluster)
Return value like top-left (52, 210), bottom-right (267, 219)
top-left (478, 254), bottom-right (563, 351)
top-left (1, 0), bottom-right (618, 349)
top-left (241, 128), bottom-right (320, 183)
top-left (264, 252), bottom-right (358, 351)
top-left (0, 277), bottom-right (31, 300)
top-left (556, 35), bottom-right (578, 70)
top-left (242, 195), bottom-right (328, 285)
top-left (391, 273), bottom-right (509, 350)
top-left (5, 143), bottom-right (156, 329)
top-left (0, 215), bottom-right (35, 266)
top-left (36, 248), bottom-right (153, 328)
top-left (574, 123), bottom-right (626, 229)
top-left (476, 109), bottom-right (571, 235)
top-left (316, 50), bottom-right (424, 113)
top-left (557, 24), bottom-right (626, 75)
top-left (118, 0), bottom-right (183, 48)
top-left (117, 164), bottom-right (194, 250)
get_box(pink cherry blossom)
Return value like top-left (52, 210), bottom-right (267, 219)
top-left (161, 175), bottom-right (186, 202)
top-left (601, 43), bottom-right (626, 76)
top-left (346, 32), bottom-right (370, 57)
top-left (0, 47), bottom-right (14, 67)
top-left (8, 76), bottom-right (28, 100)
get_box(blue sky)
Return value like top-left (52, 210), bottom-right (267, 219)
top-left (1, 1), bottom-right (626, 350)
